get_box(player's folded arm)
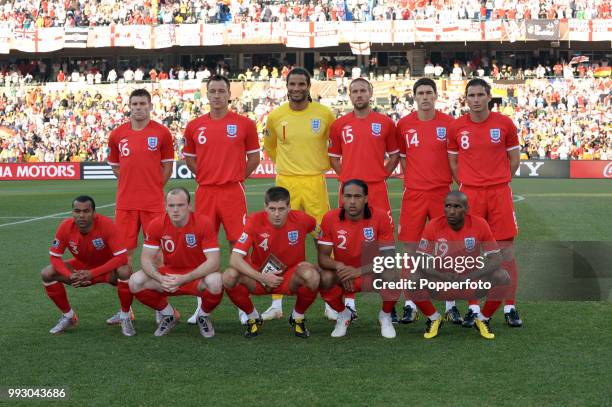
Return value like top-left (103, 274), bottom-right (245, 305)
top-left (467, 249), bottom-right (502, 281)
top-left (88, 249), bottom-right (128, 278)
top-left (49, 254), bottom-right (73, 278)
top-left (316, 240), bottom-right (337, 271)
top-left (140, 245), bottom-right (163, 282)
top-left (229, 249), bottom-right (266, 283)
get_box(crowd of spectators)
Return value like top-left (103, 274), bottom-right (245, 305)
top-left (0, 72), bottom-right (609, 163)
top-left (2, 0), bottom-right (610, 29)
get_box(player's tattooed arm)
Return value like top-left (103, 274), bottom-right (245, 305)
top-left (384, 152), bottom-right (400, 177)
top-left (229, 251), bottom-right (282, 288)
top-left (140, 247), bottom-right (163, 282)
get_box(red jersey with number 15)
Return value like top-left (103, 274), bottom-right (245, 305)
top-left (143, 212), bottom-right (219, 270)
top-left (183, 111), bottom-right (260, 186)
top-left (107, 120), bottom-right (174, 212)
top-left (233, 210), bottom-right (316, 270)
top-left (319, 208), bottom-right (395, 268)
top-left (447, 112), bottom-right (520, 186)
top-left (328, 111), bottom-right (398, 183)
top-left (396, 110), bottom-right (454, 190)
top-left (49, 214), bottom-right (127, 266)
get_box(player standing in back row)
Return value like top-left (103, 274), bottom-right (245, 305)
top-left (107, 88), bottom-right (175, 325)
top-left (183, 75), bottom-right (261, 324)
top-left (262, 67), bottom-right (335, 320)
top-left (447, 78), bottom-right (522, 327)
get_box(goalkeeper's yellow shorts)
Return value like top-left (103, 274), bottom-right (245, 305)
top-left (276, 174), bottom-right (330, 226)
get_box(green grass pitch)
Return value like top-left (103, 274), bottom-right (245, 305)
top-left (1, 178), bottom-right (611, 406)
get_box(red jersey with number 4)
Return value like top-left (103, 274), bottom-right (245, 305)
top-left (329, 111), bottom-right (398, 183)
top-left (319, 208), bottom-right (395, 268)
top-left (396, 111), bottom-right (454, 190)
top-left (183, 111), bottom-right (260, 186)
top-left (233, 210), bottom-right (316, 270)
top-left (416, 214), bottom-right (500, 272)
top-left (143, 212), bottom-right (219, 270)
top-left (447, 112), bottom-right (520, 186)
top-left (49, 214), bottom-right (127, 266)
top-left (108, 120), bottom-right (174, 212)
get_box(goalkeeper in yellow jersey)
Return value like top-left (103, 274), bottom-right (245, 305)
top-left (262, 67), bottom-right (335, 321)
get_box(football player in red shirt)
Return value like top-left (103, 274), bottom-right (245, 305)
top-left (318, 180), bottom-right (398, 338)
top-left (41, 196), bottom-right (133, 336)
top-left (183, 75), bottom-right (260, 324)
top-left (328, 78), bottom-right (399, 319)
top-left (412, 191), bottom-right (510, 339)
top-left (396, 78), bottom-right (457, 324)
top-left (107, 88), bottom-right (175, 324)
top-left (222, 187), bottom-right (320, 338)
top-left (128, 187), bottom-right (223, 337)
top-left (447, 78), bottom-right (522, 327)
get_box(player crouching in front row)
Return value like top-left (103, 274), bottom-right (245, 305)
top-left (129, 187), bottom-right (224, 337)
top-left (223, 187), bottom-right (320, 338)
top-left (42, 195), bottom-right (134, 336)
top-left (318, 180), bottom-right (399, 339)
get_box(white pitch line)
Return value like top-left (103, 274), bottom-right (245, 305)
top-left (0, 203), bottom-right (116, 228)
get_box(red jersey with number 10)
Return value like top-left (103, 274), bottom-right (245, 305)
top-left (233, 210), bottom-right (316, 270)
top-left (143, 212), bottom-right (219, 270)
top-left (328, 111), bottom-right (398, 183)
top-left (183, 111), bottom-right (260, 186)
top-left (396, 110), bottom-right (454, 190)
top-left (447, 112), bottom-right (520, 186)
top-left (107, 120), bottom-right (174, 212)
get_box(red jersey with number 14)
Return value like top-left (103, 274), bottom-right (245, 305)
top-left (319, 208), bottom-right (395, 268)
top-left (183, 111), bottom-right (260, 186)
top-left (233, 210), bottom-right (316, 270)
top-left (107, 120), bottom-right (174, 212)
top-left (143, 212), bottom-right (219, 270)
top-left (49, 214), bottom-right (127, 266)
top-left (396, 110), bottom-right (454, 190)
top-left (447, 112), bottom-right (520, 186)
top-left (328, 111), bottom-right (398, 183)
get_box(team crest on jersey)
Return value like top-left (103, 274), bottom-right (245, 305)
top-left (418, 238), bottom-right (429, 251)
top-left (490, 129), bottom-right (501, 143)
top-left (363, 227), bottom-right (375, 241)
top-left (185, 234), bottom-right (197, 248)
top-left (311, 119), bottom-right (321, 133)
top-left (227, 124), bottom-right (237, 138)
top-left (464, 237), bottom-right (476, 252)
top-left (92, 238), bottom-right (105, 250)
top-left (238, 232), bottom-right (248, 244)
top-left (436, 127), bottom-right (447, 141)
top-left (147, 136), bottom-right (158, 150)
top-left (288, 230), bottom-right (299, 245)
top-left (51, 239), bottom-right (60, 248)
top-left (371, 123), bottom-right (382, 136)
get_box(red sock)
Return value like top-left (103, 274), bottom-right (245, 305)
top-left (502, 258), bottom-right (518, 305)
top-left (468, 299), bottom-right (480, 306)
top-left (320, 285), bottom-right (345, 312)
top-left (117, 280), bottom-right (133, 313)
top-left (294, 286), bottom-right (317, 314)
top-left (482, 300), bottom-right (502, 319)
top-left (226, 284), bottom-right (254, 314)
top-left (44, 282), bottom-right (71, 313)
top-left (201, 289), bottom-right (223, 313)
top-left (134, 289), bottom-right (168, 311)
top-left (382, 300), bottom-right (396, 314)
top-left (414, 300), bottom-right (437, 317)
top-left (344, 292), bottom-right (356, 300)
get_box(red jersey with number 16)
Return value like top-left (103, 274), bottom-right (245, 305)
top-left (107, 120), bottom-right (174, 212)
top-left (447, 112), bottom-right (520, 186)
